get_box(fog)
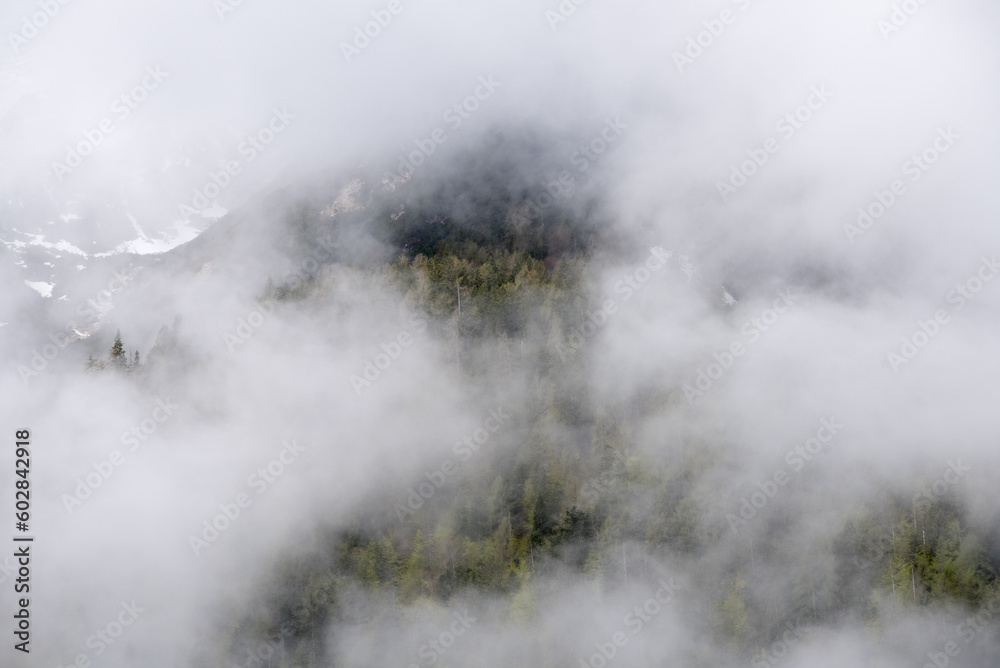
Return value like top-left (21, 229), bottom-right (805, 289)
top-left (2, 0), bottom-right (999, 666)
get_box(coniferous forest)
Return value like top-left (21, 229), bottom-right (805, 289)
top-left (82, 165), bottom-right (999, 666)
top-left (4, 3), bottom-right (999, 667)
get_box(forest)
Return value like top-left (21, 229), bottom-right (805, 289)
top-left (89, 196), bottom-right (999, 666)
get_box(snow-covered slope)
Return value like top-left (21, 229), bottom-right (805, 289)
top-left (1, 206), bottom-right (216, 302)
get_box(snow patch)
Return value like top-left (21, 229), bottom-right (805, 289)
top-left (94, 219), bottom-right (202, 257)
top-left (25, 281), bottom-right (54, 298)
top-left (127, 212), bottom-right (146, 238)
top-left (5, 233), bottom-right (90, 257)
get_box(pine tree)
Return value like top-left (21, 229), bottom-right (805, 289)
top-left (109, 330), bottom-right (127, 369)
top-left (399, 531), bottom-right (428, 603)
top-left (133, 350), bottom-right (140, 368)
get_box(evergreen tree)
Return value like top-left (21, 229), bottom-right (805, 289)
top-left (109, 330), bottom-right (127, 369)
top-left (398, 531), bottom-right (429, 603)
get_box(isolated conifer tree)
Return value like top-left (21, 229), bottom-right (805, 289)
top-left (133, 350), bottom-right (140, 367)
top-left (109, 330), bottom-right (127, 369)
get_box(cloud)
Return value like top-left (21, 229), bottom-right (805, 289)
top-left (2, 0), bottom-right (999, 665)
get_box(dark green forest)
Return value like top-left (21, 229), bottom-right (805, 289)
top-left (90, 174), bottom-right (999, 667)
